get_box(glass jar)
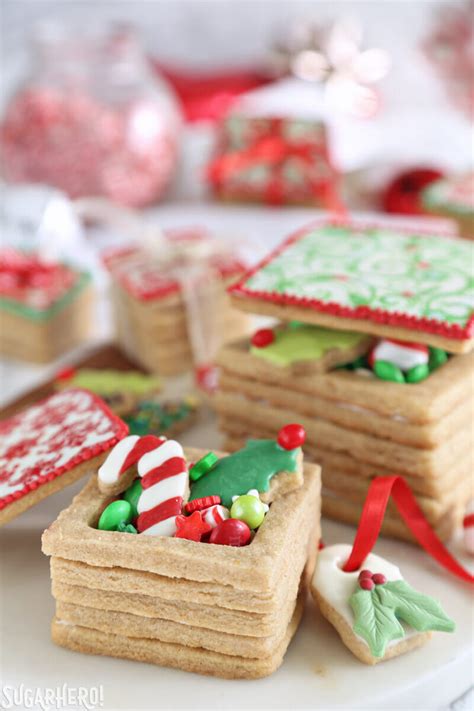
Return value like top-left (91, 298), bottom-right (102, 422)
top-left (1, 24), bottom-right (182, 207)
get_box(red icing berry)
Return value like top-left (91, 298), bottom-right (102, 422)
top-left (184, 496), bottom-right (221, 514)
top-left (209, 518), bottom-right (251, 547)
top-left (174, 511), bottom-right (212, 542)
top-left (372, 573), bottom-right (387, 585)
top-left (251, 328), bottom-right (275, 348)
top-left (358, 569), bottom-right (373, 580)
top-left (277, 423), bottom-right (306, 450)
top-left (359, 578), bottom-right (375, 591)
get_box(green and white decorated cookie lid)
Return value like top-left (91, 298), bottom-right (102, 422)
top-left (229, 220), bottom-right (474, 353)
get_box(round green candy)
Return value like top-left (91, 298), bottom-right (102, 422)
top-left (190, 452), bottom-right (219, 482)
top-left (98, 500), bottom-right (133, 531)
top-left (429, 347), bottom-right (448, 371)
top-left (122, 478), bottom-right (143, 519)
top-left (373, 360), bottom-right (405, 383)
top-left (230, 495), bottom-right (266, 529)
top-left (405, 363), bottom-right (430, 383)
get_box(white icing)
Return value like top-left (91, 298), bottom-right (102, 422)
top-left (0, 389), bottom-right (125, 500)
top-left (373, 341), bottom-right (428, 371)
top-left (136, 472), bottom-right (188, 514)
top-left (312, 544), bottom-right (417, 649)
top-left (138, 440), bottom-right (184, 477)
top-left (97, 435), bottom-right (139, 484)
top-left (140, 516), bottom-right (178, 537)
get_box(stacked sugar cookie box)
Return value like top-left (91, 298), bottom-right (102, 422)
top-left (103, 229), bottom-right (250, 376)
top-left (216, 220), bottom-right (474, 542)
top-left (42, 436), bottom-right (321, 679)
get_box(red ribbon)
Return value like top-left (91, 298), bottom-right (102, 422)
top-left (342, 475), bottom-right (473, 584)
top-left (152, 61), bottom-right (271, 123)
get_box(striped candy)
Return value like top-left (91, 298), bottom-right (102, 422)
top-left (98, 434), bottom-right (164, 487)
top-left (136, 439), bottom-right (188, 537)
top-left (201, 504), bottom-right (229, 529)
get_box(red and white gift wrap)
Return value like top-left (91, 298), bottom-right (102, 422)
top-left (136, 439), bottom-right (189, 537)
top-left (368, 339), bottom-right (429, 372)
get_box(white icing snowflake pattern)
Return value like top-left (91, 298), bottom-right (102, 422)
top-left (0, 389), bottom-right (126, 504)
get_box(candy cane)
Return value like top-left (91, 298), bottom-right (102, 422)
top-left (136, 439), bottom-right (188, 536)
top-left (369, 339), bottom-right (429, 371)
top-left (98, 434), bottom-right (164, 488)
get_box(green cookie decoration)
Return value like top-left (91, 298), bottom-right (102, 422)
top-left (188, 439), bottom-right (300, 508)
top-left (350, 579), bottom-right (455, 658)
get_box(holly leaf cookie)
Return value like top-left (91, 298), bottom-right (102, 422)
top-left (311, 544), bottom-right (455, 665)
top-left (188, 424), bottom-right (306, 508)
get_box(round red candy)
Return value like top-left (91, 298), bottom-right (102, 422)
top-left (359, 578), bottom-right (375, 591)
top-left (277, 423), bottom-right (306, 450)
top-left (372, 573), bottom-right (387, 585)
top-left (358, 569), bottom-right (373, 580)
top-left (209, 518), bottom-right (251, 547)
top-left (251, 328), bottom-right (275, 348)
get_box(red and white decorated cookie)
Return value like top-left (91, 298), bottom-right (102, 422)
top-left (0, 388), bottom-right (128, 525)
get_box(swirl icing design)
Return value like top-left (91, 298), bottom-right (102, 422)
top-left (241, 225), bottom-right (474, 331)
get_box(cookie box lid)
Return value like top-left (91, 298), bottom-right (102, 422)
top-left (228, 219), bottom-right (474, 354)
top-left (0, 388), bottom-right (128, 526)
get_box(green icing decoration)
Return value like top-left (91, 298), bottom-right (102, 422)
top-left (250, 324), bottom-right (366, 367)
top-left (242, 225), bottom-right (474, 330)
top-left (0, 271), bottom-right (91, 322)
top-left (69, 369), bottom-right (161, 396)
top-left (189, 439), bottom-right (300, 508)
top-left (350, 580), bottom-right (455, 658)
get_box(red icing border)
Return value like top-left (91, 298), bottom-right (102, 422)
top-left (228, 218), bottom-right (474, 341)
top-left (0, 388), bottom-right (129, 511)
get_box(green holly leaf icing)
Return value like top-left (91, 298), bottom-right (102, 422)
top-left (350, 580), bottom-right (455, 658)
top-left (376, 580), bottom-right (455, 633)
top-left (350, 588), bottom-right (405, 658)
top-left (188, 439), bottom-right (300, 508)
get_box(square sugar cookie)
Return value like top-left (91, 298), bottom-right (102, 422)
top-left (229, 220), bottom-right (474, 353)
top-left (0, 389), bottom-right (128, 526)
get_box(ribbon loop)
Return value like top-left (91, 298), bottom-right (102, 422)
top-left (342, 475), bottom-right (473, 585)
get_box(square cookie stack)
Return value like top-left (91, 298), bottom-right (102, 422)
top-left (42, 439), bottom-right (321, 679)
top-left (216, 220), bottom-right (474, 542)
top-left (0, 248), bottom-right (93, 363)
top-left (103, 229), bottom-right (250, 376)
